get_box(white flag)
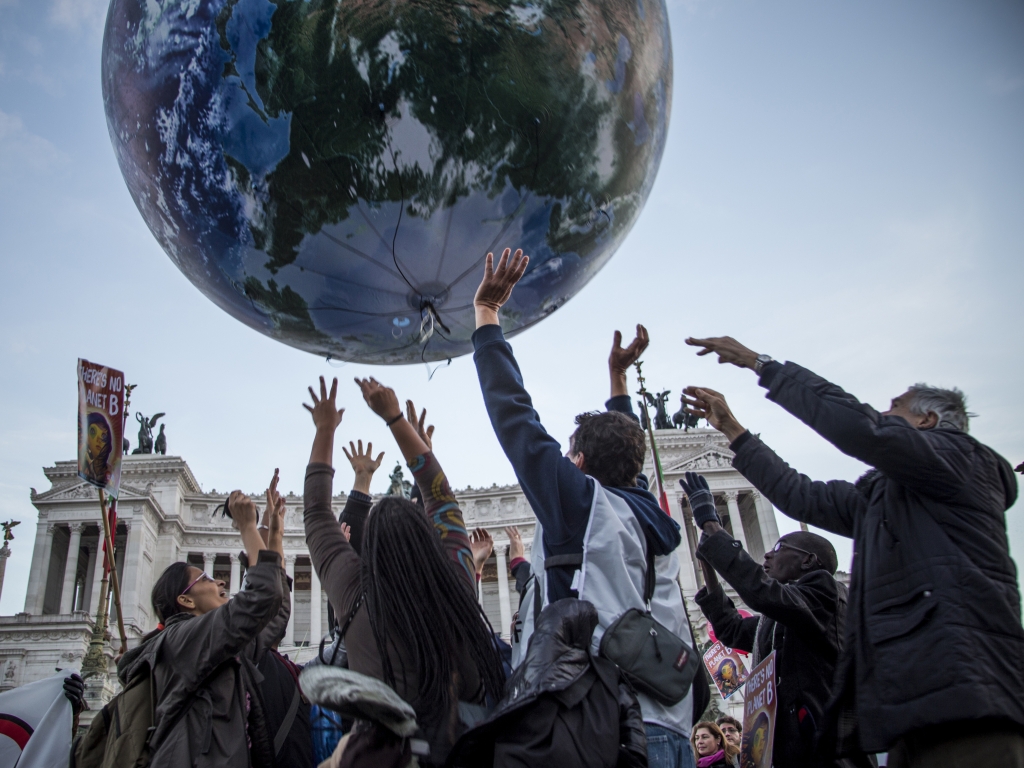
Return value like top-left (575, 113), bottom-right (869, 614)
top-left (0, 673), bottom-right (72, 768)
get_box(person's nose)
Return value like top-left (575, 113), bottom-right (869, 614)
top-left (217, 580), bottom-right (227, 588)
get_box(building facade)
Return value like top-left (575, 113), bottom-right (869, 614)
top-left (0, 427), bottom-right (782, 722)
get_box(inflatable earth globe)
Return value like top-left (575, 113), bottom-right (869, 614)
top-left (102, 0), bottom-right (672, 364)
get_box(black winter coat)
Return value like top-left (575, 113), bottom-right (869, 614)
top-left (695, 529), bottom-right (845, 767)
top-left (118, 550), bottom-right (287, 768)
top-left (448, 598), bottom-right (647, 768)
top-left (731, 361), bottom-right (1024, 753)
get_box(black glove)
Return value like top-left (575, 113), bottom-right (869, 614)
top-left (63, 673), bottom-right (85, 714)
top-left (680, 472), bottom-right (720, 527)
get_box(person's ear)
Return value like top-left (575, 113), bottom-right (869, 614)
top-left (177, 594), bottom-right (195, 611)
top-left (571, 452), bottom-right (586, 472)
top-left (918, 411), bottom-right (939, 430)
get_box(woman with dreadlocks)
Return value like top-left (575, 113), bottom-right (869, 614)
top-left (303, 376), bottom-right (506, 766)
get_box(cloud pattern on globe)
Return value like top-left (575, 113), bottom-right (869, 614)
top-left (102, 0), bottom-right (672, 364)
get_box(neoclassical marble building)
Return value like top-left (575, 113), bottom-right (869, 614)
top-left (0, 427), bottom-right (780, 722)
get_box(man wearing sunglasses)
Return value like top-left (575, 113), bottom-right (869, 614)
top-left (685, 471), bottom-right (847, 768)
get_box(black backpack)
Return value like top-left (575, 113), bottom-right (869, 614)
top-left (447, 600), bottom-right (648, 768)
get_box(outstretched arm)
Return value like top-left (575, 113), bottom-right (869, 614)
top-left (302, 377), bottom-right (363, 621)
top-left (686, 337), bottom-right (974, 500)
top-left (472, 249), bottom-right (594, 549)
top-left (258, 471), bottom-right (291, 650)
top-left (684, 387), bottom-right (863, 537)
top-left (355, 379), bottom-right (475, 586)
top-left (338, 440), bottom-right (384, 555)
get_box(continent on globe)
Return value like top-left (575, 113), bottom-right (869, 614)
top-left (102, 0), bottom-right (672, 364)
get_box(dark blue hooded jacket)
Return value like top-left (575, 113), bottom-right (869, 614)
top-left (472, 325), bottom-right (680, 603)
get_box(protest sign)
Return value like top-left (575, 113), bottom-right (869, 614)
top-left (740, 651), bottom-right (776, 768)
top-left (702, 641), bottom-right (749, 699)
top-left (77, 359), bottom-right (125, 498)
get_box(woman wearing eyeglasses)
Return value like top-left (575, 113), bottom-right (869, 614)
top-left (115, 483), bottom-right (288, 768)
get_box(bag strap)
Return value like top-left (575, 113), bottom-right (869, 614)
top-left (273, 685), bottom-right (302, 756)
top-left (642, 542), bottom-right (656, 610)
top-left (320, 593), bottom-right (363, 665)
top-left (544, 553), bottom-right (583, 569)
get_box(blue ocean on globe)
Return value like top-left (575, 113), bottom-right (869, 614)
top-left (102, 0), bottom-right (672, 364)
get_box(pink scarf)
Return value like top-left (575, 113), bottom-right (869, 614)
top-left (697, 749), bottom-right (725, 768)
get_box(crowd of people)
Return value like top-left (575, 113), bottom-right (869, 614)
top-left (70, 248), bottom-right (1023, 768)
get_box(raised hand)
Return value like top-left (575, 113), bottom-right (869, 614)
top-left (682, 386), bottom-right (745, 442)
top-left (342, 440), bottom-right (385, 475)
top-left (342, 439), bottom-right (385, 495)
top-left (266, 468), bottom-right (286, 536)
top-left (354, 377), bottom-right (402, 422)
top-left (406, 400), bottom-right (434, 450)
top-left (304, 376), bottom-right (345, 431)
top-left (470, 527), bottom-right (494, 576)
top-left (610, 324), bottom-right (649, 397)
top-left (685, 336), bottom-right (760, 370)
top-left (340, 522), bottom-right (352, 543)
top-left (474, 247), bottom-right (529, 327)
top-left (505, 526), bottom-right (524, 561)
top-left (228, 490), bottom-right (259, 530)
top-left (266, 468), bottom-right (285, 537)
top-left (610, 324), bottom-right (650, 374)
top-left (679, 472), bottom-right (721, 530)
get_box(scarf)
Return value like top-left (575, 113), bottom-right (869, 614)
top-left (697, 749), bottom-right (725, 767)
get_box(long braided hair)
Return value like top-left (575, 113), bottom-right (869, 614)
top-left (360, 496), bottom-right (506, 717)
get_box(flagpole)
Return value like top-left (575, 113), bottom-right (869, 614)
top-left (99, 489), bottom-right (128, 653)
top-left (634, 360), bottom-right (671, 515)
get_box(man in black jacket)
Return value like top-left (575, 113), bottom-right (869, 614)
top-left (683, 335), bottom-right (1024, 768)
top-left (687, 471), bottom-right (845, 767)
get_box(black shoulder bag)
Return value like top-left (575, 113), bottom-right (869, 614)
top-left (598, 541), bottom-right (699, 706)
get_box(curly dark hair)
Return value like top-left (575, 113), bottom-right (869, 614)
top-left (569, 411), bottom-right (646, 488)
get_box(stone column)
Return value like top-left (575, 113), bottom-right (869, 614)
top-left (60, 524), bottom-right (85, 614)
top-left (495, 545), bottom-right (512, 640)
top-left (89, 536), bottom-right (106, 616)
top-left (0, 543), bottom-right (10, 604)
top-left (309, 566), bottom-right (323, 645)
top-left (752, 492), bottom-right (780, 551)
top-left (26, 522), bottom-right (55, 614)
top-left (203, 552), bottom-right (214, 578)
top-left (667, 488), bottom-right (698, 592)
top-left (724, 492), bottom-right (749, 551)
top-left (120, 520), bottom-right (144, 626)
top-left (81, 542), bottom-right (98, 613)
top-left (24, 520), bottom-right (50, 618)
top-left (478, 574), bottom-right (484, 606)
top-left (230, 554), bottom-right (241, 596)
top-left (283, 555), bottom-right (296, 646)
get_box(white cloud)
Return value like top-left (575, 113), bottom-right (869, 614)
top-left (48, 0), bottom-right (107, 32)
top-left (0, 109), bottom-right (64, 172)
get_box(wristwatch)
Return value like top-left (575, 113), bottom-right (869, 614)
top-left (754, 354), bottom-right (773, 374)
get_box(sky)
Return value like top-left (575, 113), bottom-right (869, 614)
top-left (0, 0), bottom-right (1022, 615)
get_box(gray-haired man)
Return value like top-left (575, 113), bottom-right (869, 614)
top-left (683, 336), bottom-right (1024, 768)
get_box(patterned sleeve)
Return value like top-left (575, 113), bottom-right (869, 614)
top-left (408, 451), bottom-right (475, 587)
